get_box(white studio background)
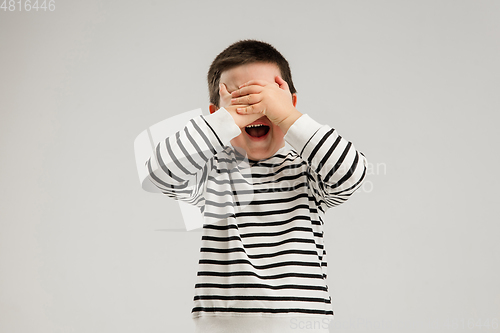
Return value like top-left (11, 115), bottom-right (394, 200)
top-left (1, 1), bottom-right (499, 332)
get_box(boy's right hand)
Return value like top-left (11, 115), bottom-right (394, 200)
top-left (219, 83), bottom-right (264, 129)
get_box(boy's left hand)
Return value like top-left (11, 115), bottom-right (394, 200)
top-left (230, 76), bottom-right (302, 133)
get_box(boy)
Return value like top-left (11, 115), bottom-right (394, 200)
top-left (143, 40), bottom-right (367, 332)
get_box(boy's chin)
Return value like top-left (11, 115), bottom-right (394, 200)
top-left (232, 141), bottom-right (285, 162)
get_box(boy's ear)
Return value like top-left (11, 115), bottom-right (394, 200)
top-left (209, 104), bottom-right (219, 114)
top-left (292, 93), bottom-right (297, 107)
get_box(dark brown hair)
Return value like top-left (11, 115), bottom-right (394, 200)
top-left (207, 39), bottom-right (297, 107)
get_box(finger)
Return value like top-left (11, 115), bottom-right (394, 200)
top-left (231, 85), bottom-right (263, 98)
top-left (236, 102), bottom-right (265, 115)
top-left (231, 93), bottom-right (262, 106)
top-left (238, 79), bottom-right (272, 89)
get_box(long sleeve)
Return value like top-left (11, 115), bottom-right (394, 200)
top-left (284, 114), bottom-right (367, 210)
top-left (145, 107), bottom-right (241, 207)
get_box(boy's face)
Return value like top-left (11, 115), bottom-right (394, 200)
top-left (210, 62), bottom-right (297, 161)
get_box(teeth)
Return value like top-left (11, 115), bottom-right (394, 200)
top-left (246, 124), bottom-right (266, 128)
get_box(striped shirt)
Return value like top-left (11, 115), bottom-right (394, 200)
top-left (145, 108), bottom-right (367, 328)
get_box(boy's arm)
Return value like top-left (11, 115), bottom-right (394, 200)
top-left (145, 107), bottom-right (241, 205)
top-left (230, 76), bottom-right (367, 208)
top-left (284, 114), bottom-right (367, 209)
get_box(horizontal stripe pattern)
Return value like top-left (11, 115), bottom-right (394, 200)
top-left (145, 113), bottom-right (367, 320)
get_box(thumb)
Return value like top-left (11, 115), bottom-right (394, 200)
top-left (219, 82), bottom-right (230, 97)
top-left (275, 76), bottom-right (289, 91)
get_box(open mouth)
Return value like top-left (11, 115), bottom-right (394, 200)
top-left (245, 124), bottom-right (270, 138)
